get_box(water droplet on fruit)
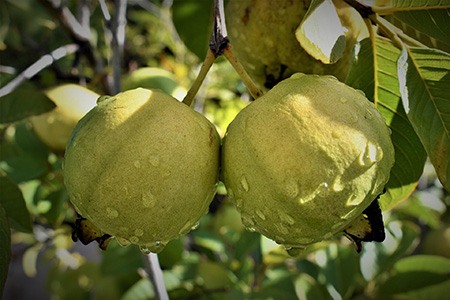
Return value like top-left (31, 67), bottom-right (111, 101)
top-left (332, 179), bottom-right (344, 192)
top-left (106, 207), bottom-right (119, 219)
top-left (346, 194), bottom-right (362, 206)
top-left (133, 160), bottom-right (141, 168)
top-left (323, 232), bottom-right (334, 239)
top-left (142, 190), bottom-right (156, 208)
top-left (317, 182), bottom-right (329, 197)
top-left (359, 142), bottom-right (382, 167)
top-left (240, 175), bottom-right (249, 192)
top-left (349, 114), bottom-right (359, 124)
top-left (227, 188), bottom-right (235, 200)
top-left (332, 223), bottom-right (343, 231)
top-left (191, 222), bottom-right (200, 231)
top-left (275, 235), bottom-right (286, 243)
top-left (256, 209), bottom-right (266, 220)
top-left (241, 216), bottom-right (255, 228)
top-left (129, 236), bottom-right (139, 244)
top-left (275, 223), bottom-right (289, 235)
top-left (149, 156), bottom-right (160, 167)
top-left (285, 180), bottom-right (299, 198)
top-left (179, 220), bottom-right (193, 235)
top-left (279, 212), bottom-right (295, 225)
top-left (340, 97), bottom-right (347, 103)
top-left (134, 229), bottom-right (144, 237)
top-left (116, 237), bottom-right (131, 247)
top-left (331, 130), bottom-right (340, 139)
top-left (139, 246), bottom-right (151, 255)
top-left (246, 227), bottom-right (256, 232)
top-left (235, 198), bottom-right (244, 208)
top-left (364, 108), bottom-right (373, 119)
top-left (284, 246), bottom-right (305, 256)
top-left (140, 241), bottom-right (165, 254)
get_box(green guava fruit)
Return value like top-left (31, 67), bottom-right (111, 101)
top-left (29, 84), bottom-right (99, 151)
top-left (225, 0), bottom-right (365, 89)
top-left (222, 73), bottom-right (395, 251)
top-left (63, 88), bottom-right (220, 253)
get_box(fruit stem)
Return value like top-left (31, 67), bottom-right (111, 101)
top-left (182, 48), bottom-right (216, 107)
top-left (212, 0), bottom-right (263, 99)
top-left (182, 0), bottom-right (263, 106)
top-left (223, 45), bottom-right (263, 99)
top-left (144, 253), bottom-right (169, 300)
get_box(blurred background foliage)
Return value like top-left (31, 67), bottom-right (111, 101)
top-left (0, 0), bottom-right (449, 299)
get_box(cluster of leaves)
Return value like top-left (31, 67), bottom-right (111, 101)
top-left (1, 0), bottom-right (450, 299)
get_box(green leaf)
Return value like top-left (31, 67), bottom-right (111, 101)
top-left (197, 261), bottom-right (236, 290)
top-left (0, 85), bottom-right (55, 124)
top-left (371, 0), bottom-right (450, 11)
top-left (0, 122), bottom-right (50, 183)
top-left (398, 47), bottom-right (450, 192)
top-left (393, 9), bottom-right (450, 46)
top-left (295, 273), bottom-right (333, 300)
top-left (0, 175), bottom-right (32, 232)
top-left (0, 204), bottom-right (11, 297)
top-left (316, 244), bottom-right (358, 299)
top-left (347, 37), bottom-right (427, 210)
top-left (394, 255), bottom-right (450, 274)
top-left (122, 272), bottom-right (181, 300)
top-left (295, 0), bottom-right (346, 63)
top-left (172, 0), bottom-right (213, 59)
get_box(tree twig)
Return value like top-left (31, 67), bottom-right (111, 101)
top-left (144, 253), bottom-right (169, 300)
top-left (110, 0), bottom-right (128, 94)
top-left (0, 44), bottom-right (79, 98)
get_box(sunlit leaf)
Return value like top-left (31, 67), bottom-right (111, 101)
top-left (394, 255), bottom-right (450, 274)
top-left (347, 37), bottom-right (427, 210)
top-left (0, 204), bottom-right (11, 296)
top-left (295, 0), bottom-right (346, 63)
top-left (0, 175), bottom-right (32, 233)
top-left (398, 47), bottom-right (450, 192)
top-left (0, 85), bottom-right (55, 124)
top-left (368, 0), bottom-right (450, 12)
top-left (377, 255), bottom-right (450, 299)
top-left (393, 8), bottom-right (450, 46)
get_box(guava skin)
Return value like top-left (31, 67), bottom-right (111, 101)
top-left (225, 0), bottom-right (365, 89)
top-left (63, 88), bottom-right (221, 253)
top-left (222, 74), bottom-right (395, 249)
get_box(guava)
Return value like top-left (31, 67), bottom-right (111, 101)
top-left (121, 67), bottom-right (187, 100)
top-left (63, 88), bottom-right (220, 253)
top-left (222, 73), bottom-right (395, 251)
top-left (225, 0), bottom-right (366, 89)
top-left (29, 84), bottom-right (99, 151)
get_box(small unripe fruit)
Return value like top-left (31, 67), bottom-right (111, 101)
top-left (64, 88), bottom-right (220, 253)
top-left (29, 84), bottom-right (99, 151)
top-left (222, 74), bottom-right (395, 251)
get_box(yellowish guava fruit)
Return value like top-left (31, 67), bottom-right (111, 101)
top-left (225, 0), bottom-right (366, 89)
top-left (222, 74), bottom-right (395, 250)
top-left (63, 88), bottom-right (220, 253)
top-left (29, 84), bottom-right (99, 151)
top-left (121, 67), bottom-right (187, 100)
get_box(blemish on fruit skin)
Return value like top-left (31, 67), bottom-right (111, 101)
top-left (279, 212), bottom-right (295, 225)
top-left (256, 209), bottom-right (266, 220)
top-left (242, 216), bottom-right (255, 228)
top-left (106, 207), bottom-right (119, 219)
top-left (133, 160), bottom-right (141, 168)
top-left (240, 175), bottom-right (250, 192)
top-left (149, 156), bottom-right (160, 167)
top-left (134, 229), bottom-right (144, 237)
top-left (142, 191), bottom-right (156, 208)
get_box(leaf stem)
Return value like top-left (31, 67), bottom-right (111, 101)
top-left (144, 253), bottom-right (169, 300)
top-left (182, 49), bottom-right (216, 107)
top-left (182, 0), bottom-right (263, 106)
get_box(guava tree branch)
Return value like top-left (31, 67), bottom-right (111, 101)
top-left (38, 0), bottom-right (109, 91)
top-left (99, 0), bottom-right (128, 94)
top-left (0, 44), bottom-right (79, 98)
